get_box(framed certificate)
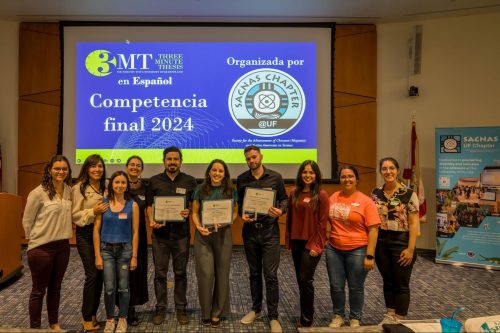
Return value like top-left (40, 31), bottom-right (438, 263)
top-left (202, 199), bottom-right (233, 227)
top-left (153, 196), bottom-right (186, 223)
top-left (242, 188), bottom-right (276, 219)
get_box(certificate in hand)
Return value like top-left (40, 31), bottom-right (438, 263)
top-left (242, 188), bottom-right (276, 219)
top-left (202, 199), bottom-right (233, 227)
top-left (153, 196), bottom-right (186, 224)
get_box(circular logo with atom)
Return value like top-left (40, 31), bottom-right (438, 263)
top-left (228, 68), bottom-right (305, 137)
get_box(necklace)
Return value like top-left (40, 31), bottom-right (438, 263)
top-left (129, 178), bottom-right (141, 190)
top-left (89, 184), bottom-right (101, 195)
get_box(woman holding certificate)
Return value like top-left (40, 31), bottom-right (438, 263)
top-left (285, 160), bottom-right (329, 328)
top-left (191, 159), bottom-right (238, 328)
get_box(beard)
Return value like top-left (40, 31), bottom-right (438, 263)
top-left (167, 164), bottom-right (179, 172)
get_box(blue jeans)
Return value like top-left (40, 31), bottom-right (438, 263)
top-left (325, 244), bottom-right (367, 320)
top-left (101, 242), bottom-right (132, 319)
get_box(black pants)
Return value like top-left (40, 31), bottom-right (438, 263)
top-left (375, 230), bottom-right (416, 316)
top-left (242, 222), bottom-right (280, 320)
top-left (151, 234), bottom-right (190, 311)
top-left (76, 225), bottom-right (103, 321)
top-left (27, 240), bottom-right (70, 328)
top-left (291, 240), bottom-right (322, 326)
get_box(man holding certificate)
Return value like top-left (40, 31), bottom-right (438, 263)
top-left (146, 146), bottom-right (197, 326)
top-left (236, 145), bottom-right (288, 333)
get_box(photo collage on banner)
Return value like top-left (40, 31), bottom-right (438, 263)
top-left (435, 126), bottom-right (500, 269)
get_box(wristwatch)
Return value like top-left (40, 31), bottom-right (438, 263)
top-left (366, 254), bottom-right (374, 260)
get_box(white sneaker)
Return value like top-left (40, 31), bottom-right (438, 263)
top-left (103, 319), bottom-right (116, 333)
top-left (379, 313), bottom-right (399, 325)
top-left (270, 319), bottom-right (282, 333)
top-left (115, 317), bottom-right (127, 333)
top-left (350, 319), bottom-right (360, 327)
top-left (240, 310), bottom-right (261, 324)
top-left (329, 315), bottom-right (344, 328)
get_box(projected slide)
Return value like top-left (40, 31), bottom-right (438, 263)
top-left (76, 42), bottom-right (317, 165)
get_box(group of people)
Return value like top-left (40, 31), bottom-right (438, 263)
top-left (21, 145), bottom-right (420, 332)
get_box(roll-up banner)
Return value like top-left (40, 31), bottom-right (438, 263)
top-left (435, 127), bottom-right (500, 269)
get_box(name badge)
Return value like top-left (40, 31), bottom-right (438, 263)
top-left (303, 197), bottom-right (311, 203)
top-left (351, 202), bottom-right (360, 207)
top-left (118, 213), bottom-right (128, 220)
top-left (176, 187), bottom-right (186, 195)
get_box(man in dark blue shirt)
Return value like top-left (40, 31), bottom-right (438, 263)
top-left (146, 146), bottom-right (197, 326)
top-left (236, 145), bottom-right (288, 333)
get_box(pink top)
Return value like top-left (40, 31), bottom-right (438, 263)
top-left (328, 190), bottom-right (381, 251)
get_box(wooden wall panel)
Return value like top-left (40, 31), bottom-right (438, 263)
top-left (335, 28), bottom-right (377, 98)
top-left (334, 91), bottom-right (374, 108)
top-left (18, 168), bottom-right (44, 205)
top-left (18, 100), bottom-right (59, 166)
top-left (333, 24), bottom-right (377, 194)
top-left (19, 24), bottom-right (60, 96)
top-left (335, 102), bottom-right (377, 167)
top-left (18, 23), bottom-right (61, 245)
top-left (0, 194), bottom-right (23, 283)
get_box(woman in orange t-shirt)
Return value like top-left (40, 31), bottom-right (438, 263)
top-left (326, 165), bottom-right (380, 328)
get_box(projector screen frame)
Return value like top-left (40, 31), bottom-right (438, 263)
top-left (59, 21), bottom-right (338, 183)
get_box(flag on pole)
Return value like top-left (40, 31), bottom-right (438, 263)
top-left (403, 121), bottom-right (427, 223)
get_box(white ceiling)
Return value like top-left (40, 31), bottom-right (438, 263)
top-left (1, 0), bottom-right (500, 23)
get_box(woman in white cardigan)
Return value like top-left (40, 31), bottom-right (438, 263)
top-left (22, 155), bottom-right (73, 330)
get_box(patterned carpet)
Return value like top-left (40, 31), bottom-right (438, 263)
top-left (0, 246), bottom-right (499, 332)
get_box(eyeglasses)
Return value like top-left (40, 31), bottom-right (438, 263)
top-left (381, 166), bottom-right (397, 172)
top-left (52, 167), bottom-right (68, 173)
top-left (128, 163), bottom-right (142, 169)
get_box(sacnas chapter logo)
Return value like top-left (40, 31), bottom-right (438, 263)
top-left (228, 68), bottom-right (305, 137)
top-left (440, 135), bottom-right (461, 153)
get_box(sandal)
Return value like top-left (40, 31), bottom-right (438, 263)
top-left (211, 317), bottom-right (221, 328)
top-left (82, 320), bottom-right (100, 331)
top-left (49, 323), bottom-right (63, 331)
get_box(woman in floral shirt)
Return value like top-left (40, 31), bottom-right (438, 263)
top-left (371, 157), bottom-right (419, 324)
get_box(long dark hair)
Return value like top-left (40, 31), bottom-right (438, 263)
top-left (41, 155), bottom-right (72, 200)
top-left (107, 171), bottom-right (130, 201)
top-left (77, 154), bottom-right (106, 197)
top-left (200, 159), bottom-right (234, 198)
top-left (292, 160), bottom-right (322, 212)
